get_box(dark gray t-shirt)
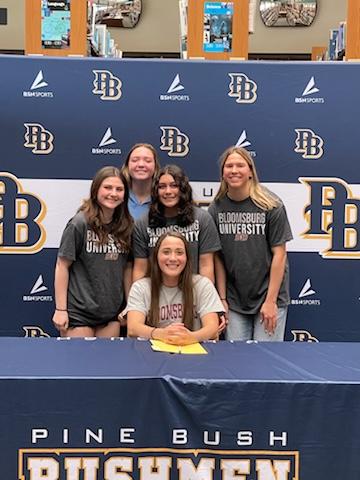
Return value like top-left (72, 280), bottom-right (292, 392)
top-left (58, 212), bottom-right (129, 326)
top-left (133, 206), bottom-right (221, 273)
top-left (208, 195), bottom-right (293, 314)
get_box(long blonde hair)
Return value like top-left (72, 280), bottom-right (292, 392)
top-left (214, 146), bottom-right (279, 210)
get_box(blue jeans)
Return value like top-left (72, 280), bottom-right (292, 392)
top-left (225, 307), bottom-right (288, 341)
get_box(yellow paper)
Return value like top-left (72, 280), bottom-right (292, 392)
top-left (150, 339), bottom-right (207, 355)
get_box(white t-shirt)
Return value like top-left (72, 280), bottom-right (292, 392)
top-left (125, 275), bottom-right (223, 329)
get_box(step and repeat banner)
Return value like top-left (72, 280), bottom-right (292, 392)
top-left (0, 55), bottom-right (359, 340)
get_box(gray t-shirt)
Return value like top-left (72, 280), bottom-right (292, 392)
top-left (133, 206), bottom-right (221, 273)
top-left (58, 212), bottom-right (129, 326)
top-left (208, 194), bottom-right (293, 314)
top-left (125, 275), bottom-right (224, 330)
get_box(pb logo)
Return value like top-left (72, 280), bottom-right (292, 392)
top-left (23, 326), bottom-right (50, 338)
top-left (228, 73), bottom-right (257, 103)
top-left (0, 172), bottom-right (46, 253)
top-left (300, 177), bottom-right (360, 258)
top-left (93, 70), bottom-right (122, 100)
top-left (24, 123), bottom-right (54, 154)
top-left (294, 129), bottom-right (324, 159)
top-left (291, 330), bottom-right (319, 342)
top-left (160, 126), bottom-right (190, 157)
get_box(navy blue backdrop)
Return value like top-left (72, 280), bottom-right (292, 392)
top-left (0, 55), bottom-right (359, 340)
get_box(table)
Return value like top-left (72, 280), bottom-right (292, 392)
top-left (2, 338), bottom-right (360, 479)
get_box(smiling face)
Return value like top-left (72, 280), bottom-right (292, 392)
top-left (157, 174), bottom-right (180, 213)
top-left (128, 146), bottom-right (156, 182)
top-left (96, 176), bottom-right (125, 216)
top-left (157, 235), bottom-right (187, 283)
top-left (222, 152), bottom-right (252, 194)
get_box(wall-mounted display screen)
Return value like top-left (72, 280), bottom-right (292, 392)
top-left (260, 0), bottom-right (317, 27)
top-left (41, 0), bottom-right (71, 49)
top-left (203, 2), bottom-right (233, 53)
top-left (94, 0), bottom-right (142, 29)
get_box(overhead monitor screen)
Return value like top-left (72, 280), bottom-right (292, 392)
top-left (41, 0), bottom-right (71, 49)
top-left (203, 2), bottom-right (233, 53)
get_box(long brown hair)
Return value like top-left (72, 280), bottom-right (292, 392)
top-left (148, 232), bottom-right (194, 330)
top-left (79, 166), bottom-right (133, 251)
top-left (121, 143), bottom-right (160, 186)
top-left (214, 146), bottom-right (279, 210)
top-left (149, 164), bottom-right (195, 227)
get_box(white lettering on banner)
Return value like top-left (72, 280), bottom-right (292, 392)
top-left (31, 428), bottom-right (288, 447)
top-left (23, 91), bottom-right (54, 98)
top-left (20, 449), bottom-right (299, 480)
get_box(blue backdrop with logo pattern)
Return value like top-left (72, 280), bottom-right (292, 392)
top-left (0, 55), bottom-right (359, 340)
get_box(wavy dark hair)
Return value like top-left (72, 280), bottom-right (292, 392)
top-left (79, 166), bottom-right (133, 251)
top-left (148, 232), bottom-right (194, 330)
top-left (149, 164), bottom-right (194, 228)
top-left (121, 143), bottom-right (160, 186)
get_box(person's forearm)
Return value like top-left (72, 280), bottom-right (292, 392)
top-left (214, 254), bottom-right (227, 300)
top-left (265, 248), bottom-right (286, 304)
top-left (132, 258), bottom-right (148, 282)
top-left (123, 263), bottom-right (132, 299)
top-left (191, 325), bottom-right (216, 342)
top-left (54, 261), bottom-right (70, 310)
top-left (199, 253), bottom-right (215, 283)
top-left (192, 313), bottom-right (219, 342)
top-left (128, 322), bottom-right (156, 339)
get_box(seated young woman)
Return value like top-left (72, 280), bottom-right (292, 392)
top-left (126, 232), bottom-right (224, 346)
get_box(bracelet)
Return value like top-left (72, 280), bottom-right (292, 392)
top-left (150, 327), bottom-right (156, 340)
top-left (220, 298), bottom-right (227, 301)
top-left (55, 308), bottom-right (67, 312)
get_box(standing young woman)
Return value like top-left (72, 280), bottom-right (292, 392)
top-left (208, 147), bottom-right (293, 341)
top-left (52, 166), bottom-right (133, 337)
top-left (126, 232), bottom-right (223, 345)
top-left (121, 143), bottom-right (160, 219)
top-left (132, 164), bottom-right (221, 283)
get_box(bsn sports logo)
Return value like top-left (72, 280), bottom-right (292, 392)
top-left (92, 127), bottom-right (122, 155)
top-left (23, 275), bottom-right (53, 302)
top-left (291, 278), bottom-right (320, 306)
top-left (228, 73), bottom-right (257, 103)
top-left (24, 123), bottom-right (54, 154)
top-left (160, 74), bottom-right (190, 101)
top-left (23, 70), bottom-right (54, 98)
top-left (236, 130), bottom-right (256, 157)
top-left (160, 126), bottom-right (190, 157)
top-left (300, 177), bottom-right (360, 258)
top-left (23, 326), bottom-right (50, 338)
top-left (294, 76), bottom-right (325, 104)
top-left (291, 330), bottom-right (319, 342)
top-left (294, 129), bottom-right (323, 159)
top-left (0, 172), bottom-right (46, 253)
top-left (92, 70), bottom-right (122, 100)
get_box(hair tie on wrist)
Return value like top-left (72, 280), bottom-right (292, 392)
top-left (150, 327), bottom-right (156, 339)
top-left (55, 308), bottom-right (67, 312)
